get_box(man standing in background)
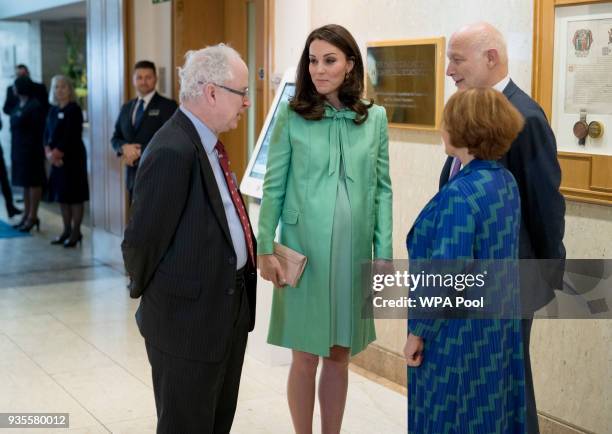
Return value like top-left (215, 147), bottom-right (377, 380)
top-left (111, 60), bottom-right (177, 204)
top-left (3, 64), bottom-right (49, 117)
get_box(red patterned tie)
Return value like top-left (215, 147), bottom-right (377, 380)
top-left (214, 140), bottom-right (255, 267)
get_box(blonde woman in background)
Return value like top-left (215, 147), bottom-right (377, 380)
top-left (45, 75), bottom-right (89, 247)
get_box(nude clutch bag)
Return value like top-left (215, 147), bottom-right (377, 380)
top-left (273, 242), bottom-right (307, 287)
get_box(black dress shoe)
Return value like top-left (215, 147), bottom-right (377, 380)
top-left (63, 234), bottom-right (83, 248)
top-left (51, 232), bottom-right (71, 245)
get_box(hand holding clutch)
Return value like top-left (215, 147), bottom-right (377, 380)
top-left (272, 242), bottom-right (307, 287)
top-left (258, 243), bottom-right (307, 288)
top-left (258, 254), bottom-right (286, 288)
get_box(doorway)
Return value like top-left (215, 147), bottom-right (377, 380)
top-left (172, 0), bottom-right (274, 182)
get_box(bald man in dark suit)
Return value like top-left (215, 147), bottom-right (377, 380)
top-left (441, 22), bottom-right (566, 434)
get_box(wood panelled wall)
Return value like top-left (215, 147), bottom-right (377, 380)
top-left (255, 0), bottom-right (275, 137)
top-left (173, 0), bottom-right (273, 183)
top-left (173, 0), bottom-right (248, 180)
top-left (558, 153), bottom-right (612, 205)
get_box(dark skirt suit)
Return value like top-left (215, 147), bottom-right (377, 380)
top-left (44, 102), bottom-right (89, 203)
top-left (10, 99), bottom-right (46, 187)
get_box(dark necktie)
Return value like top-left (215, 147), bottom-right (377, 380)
top-left (449, 157), bottom-right (461, 179)
top-left (214, 140), bottom-right (255, 267)
top-left (133, 99), bottom-right (144, 129)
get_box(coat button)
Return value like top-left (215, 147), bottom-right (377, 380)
top-left (227, 287), bottom-right (235, 295)
top-left (228, 256), bottom-right (236, 265)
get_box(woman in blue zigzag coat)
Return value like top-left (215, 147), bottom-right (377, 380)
top-left (405, 88), bottom-right (527, 433)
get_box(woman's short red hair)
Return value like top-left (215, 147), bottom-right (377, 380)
top-left (443, 87), bottom-right (525, 160)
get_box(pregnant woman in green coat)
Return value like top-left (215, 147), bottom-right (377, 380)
top-left (258, 24), bottom-right (393, 434)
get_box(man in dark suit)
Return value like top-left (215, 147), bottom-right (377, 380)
top-left (111, 60), bottom-right (177, 203)
top-left (122, 44), bottom-right (256, 434)
top-left (441, 22), bottom-right (566, 434)
top-left (3, 64), bottom-right (49, 117)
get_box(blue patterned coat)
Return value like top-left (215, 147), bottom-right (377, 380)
top-left (406, 159), bottom-right (526, 433)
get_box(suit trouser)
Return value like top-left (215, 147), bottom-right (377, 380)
top-left (522, 318), bottom-right (540, 434)
top-left (0, 146), bottom-right (16, 213)
top-left (146, 273), bottom-right (250, 434)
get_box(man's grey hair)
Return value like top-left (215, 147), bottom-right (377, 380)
top-left (178, 44), bottom-right (242, 103)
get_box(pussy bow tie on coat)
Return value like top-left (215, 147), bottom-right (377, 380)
top-left (324, 106), bottom-right (356, 181)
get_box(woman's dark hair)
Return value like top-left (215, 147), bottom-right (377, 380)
top-left (290, 24), bottom-right (372, 124)
top-left (14, 76), bottom-right (33, 97)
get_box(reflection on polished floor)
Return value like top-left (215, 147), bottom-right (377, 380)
top-left (0, 205), bottom-right (407, 433)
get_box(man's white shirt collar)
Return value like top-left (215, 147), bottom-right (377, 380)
top-left (493, 76), bottom-right (511, 93)
top-left (137, 90), bottom-right (156, 109)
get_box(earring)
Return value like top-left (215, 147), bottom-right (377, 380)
top-left (345, 71), bottom-right (350, 80)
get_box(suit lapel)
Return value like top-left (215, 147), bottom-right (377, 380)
top-left (133, 93), bottom-right (161, 133)
top-left (134, 94), bottom-right (152, 133)
top-left (125, 99), bottom-right (137, 136)
top-left (173, 111), bottom-right (233, 246)
top-left (144, 93), bottom-right (160, 120)
top-left (502, 79), bottom-right (519, 101)
top-left (439, 156), bottom-right (453, 190)
top-left (500, 79), bottom-right (520, 169)
top-left (198, 152), bottom-right (234, 246)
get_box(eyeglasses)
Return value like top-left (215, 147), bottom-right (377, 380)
top-left (198, 81), bottom-right (249, 99)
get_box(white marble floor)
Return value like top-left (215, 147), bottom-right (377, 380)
top-left (0, 207), bottom-right (407, 433)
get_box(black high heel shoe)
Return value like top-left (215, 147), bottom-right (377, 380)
top-left (63, 234), bottom-right (83, 248)
top-left (12, 217), bottom-right (27, 229)
top-left (51, 232), bottom-right (71, 245)
top-left (7, 206), bottom-right (23, 219)
top-left (18, 218), bottom-right (40, 232)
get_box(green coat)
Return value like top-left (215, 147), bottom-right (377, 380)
top-left (257, 101), bottom-right (393, 357)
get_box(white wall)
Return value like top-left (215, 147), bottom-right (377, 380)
top-left (132, 0), bottom-right (172, 98)
top-left (273, 0), bottom-right (311, 76)
top-left (274, 1), bottom-right (612, 431)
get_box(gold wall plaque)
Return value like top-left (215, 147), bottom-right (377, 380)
top-left (366, 38), bottom-right (445, 131)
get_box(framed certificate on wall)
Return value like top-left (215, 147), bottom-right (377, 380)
top-left (534, 0), bottom-right (612, 206)
top-left (552, 6), bottom-right (612, 156)
top-left (366, 38), bottom-right (445, 131)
